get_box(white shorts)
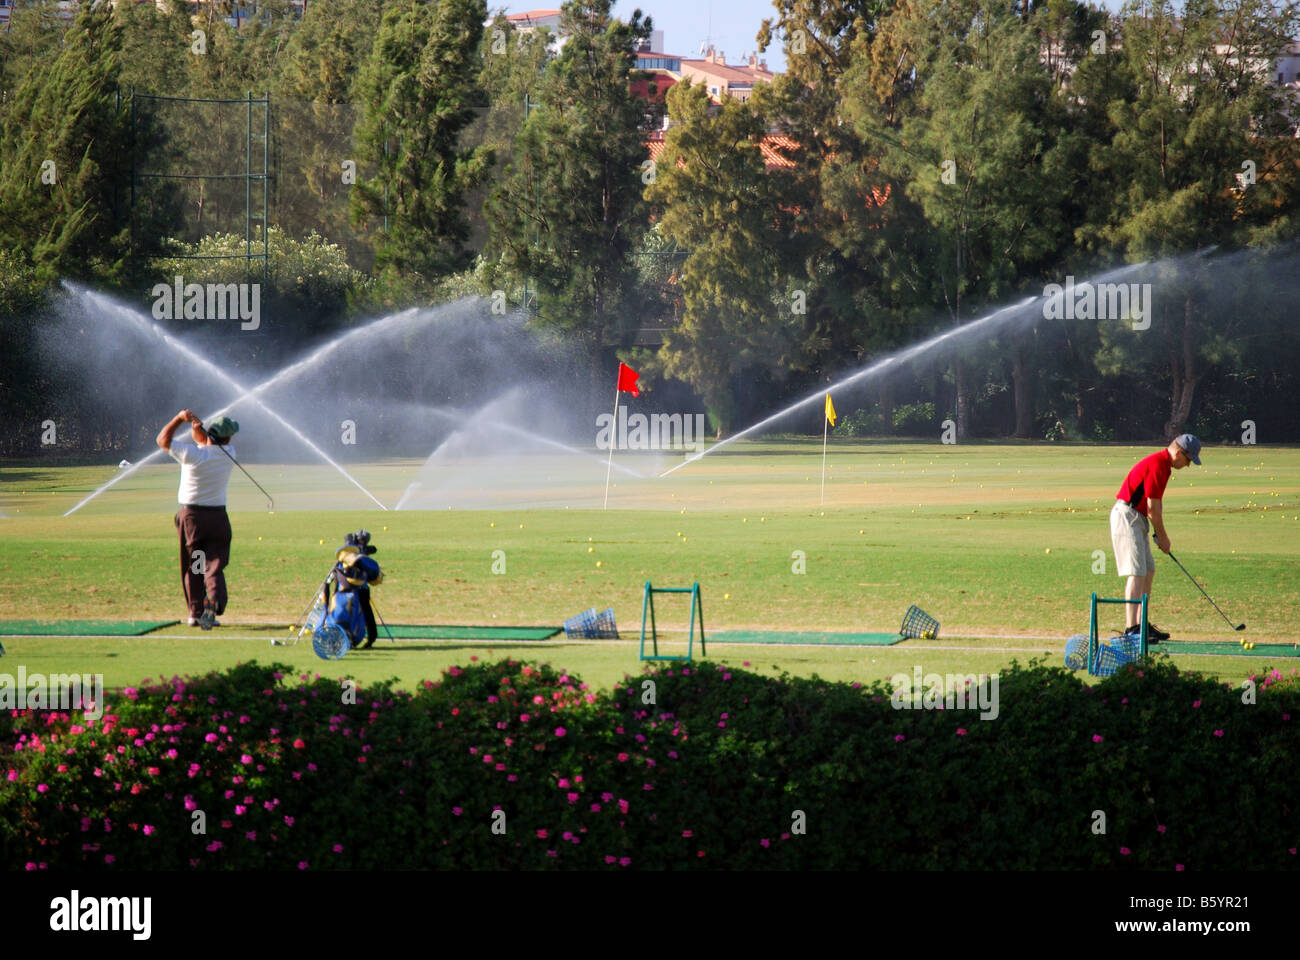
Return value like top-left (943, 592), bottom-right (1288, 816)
top-left (1110, 500), bottom-right (1153, 577)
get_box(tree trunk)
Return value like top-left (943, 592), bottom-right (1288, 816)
top-left (1011, 343), bottom-right (1032, 438)
top-left (954, 356), bottom-right (972, 440)
top-left (1162, 290), bottom-right (1199, 438)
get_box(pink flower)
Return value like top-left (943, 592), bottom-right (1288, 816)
top-left (956, 728), bottom-right (967, 736)
top-left (567, 792), bottom-right (579, 803)
top-left (682, 830), bottom-right (693, 838)
top-left (1213, 730), bottom-right (1224, 737)
top-left (240, 754), bottom-right (253, 764)
top-left (894, 735), bottom-right (905, 743)
top-left (1175, 864), bottom-right (1185, 871)
top-left (619, 857), bottom-right (631, 866)
top-left (246, 831), bottom-right (257, 840)
top-left (333, 844), bottom-right (343, 853)
top-left (1156, 825), bottom-right (1166, 834)
top-left (555, 727), bottom-right (566, 737)
top-left (293, 739), bottom-right (305, 749)
top-left (1119, 847), bottom-right (1131, 856)
top-left (643, 783), bottom-right (654, 791)
top-left (1192, 701), bottom-right (1201, 708)
top-left (452, 807), bottom-right (463, 816)
top-left (298, 861), bottom-right (309, 870)
top-left (104, 854), bottom-right (115, 864)
top-left (537, 829), bottom-right (548, 839)
top-left (36, 784), bottom-right (48, 793)
top-left (1092, 735), bottom-right (1104, 743)
top-left (206, 841), bottom-right (222, 852)
top-left (760, 838), bottom-right (770, 848)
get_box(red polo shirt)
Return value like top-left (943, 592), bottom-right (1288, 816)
top-left (1116, 449), bottom-right (1172, 517)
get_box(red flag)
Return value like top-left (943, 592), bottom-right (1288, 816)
top-left (616, 362), bottom-right (640, 397)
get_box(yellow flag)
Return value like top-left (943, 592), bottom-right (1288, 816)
top-left (825, 393), bottom-right (836, 427)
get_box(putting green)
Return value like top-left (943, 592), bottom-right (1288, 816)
top-left (1159, 640), bottom-right (1300, 657)
top-left (0, 619), bottom-right (178, 637)
top-left (382, 625), bottom-right (561, 641)
top-left (711, 630), bottom-right (903, 645)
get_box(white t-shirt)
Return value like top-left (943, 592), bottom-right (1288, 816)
top-left (168, 439), bottom-right (236, 507)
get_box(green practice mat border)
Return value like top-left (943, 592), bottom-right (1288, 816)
top-left (711, 630), bottom-right (904, 646)
top-left (0, 619), bottom-right (179, 637)
top-left (1160, 640), bottom-right (1300, 657)
top-left (381, 625), bottom-right (562, 641)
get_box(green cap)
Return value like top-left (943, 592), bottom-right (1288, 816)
top-left (206, 416), bottom-right (240, 439)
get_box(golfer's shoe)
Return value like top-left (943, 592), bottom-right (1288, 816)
top-left (199, 599), bottom-right (217, 631)
top-left (1124, 622), bottom-right (1166, 644)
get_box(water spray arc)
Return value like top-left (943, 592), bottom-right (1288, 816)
top-left (61, 288), bottom-right (437, 515)
top-left (660, 259), bottom-right (1155, 478)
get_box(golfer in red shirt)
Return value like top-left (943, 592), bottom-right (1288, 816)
top-left (1110, 434), bottom-right (1201, 641)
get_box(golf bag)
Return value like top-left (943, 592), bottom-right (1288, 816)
top-left (292, 530), bottom-right (384, 660)
top-left (327, 530), bottom-right (382, 650)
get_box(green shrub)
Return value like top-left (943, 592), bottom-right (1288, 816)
top-left (2, 658), bottom-right (1296, 870)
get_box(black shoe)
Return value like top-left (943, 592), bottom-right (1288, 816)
top-left (1146, 623), bottom-right (1170, 642)
top-left (1123, 623), bottom-right (1159, 645)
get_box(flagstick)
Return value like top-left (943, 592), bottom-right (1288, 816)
top-left (603, 387), bottom-right (620, 510)
top-left (820, 411), bottom-right (829, 506)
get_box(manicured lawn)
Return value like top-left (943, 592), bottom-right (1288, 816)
top-left (1, 441), bottom-right (1296, 691)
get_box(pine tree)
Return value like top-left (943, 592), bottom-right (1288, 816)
top-left (0, 5), bottom-right (139, 282)
top-left (484, 0), bottom-right (654, 368)
top-left (351, 0), bottom-right (493, 281)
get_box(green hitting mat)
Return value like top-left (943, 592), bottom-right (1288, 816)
top-left (0, 619), bottom-right (179, 637)
top-left (711, 630), bottom-right (904, 646)
top-left (1161, 640), bottom-right (1300, 657)
top-left (382, 625), bottom-right (562, 641)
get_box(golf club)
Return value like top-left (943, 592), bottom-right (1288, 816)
top-left (204, 424), bottom-right (274, 511)
top-left (1157, 537), bottom-right (1246, 631)
top-left (371, 601), bottom-right (396, 644)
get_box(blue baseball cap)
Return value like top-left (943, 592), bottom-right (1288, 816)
top-left (1175, 433), bottom-right (1201, 465)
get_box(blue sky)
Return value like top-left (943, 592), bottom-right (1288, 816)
top-left (489, 1), bottom-right (1133, 75)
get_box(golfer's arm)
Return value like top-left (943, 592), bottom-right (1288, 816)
top-left (156, 414), bottom-right (186, 451)
top-left (1149, 498), bottom-right (1167, 541)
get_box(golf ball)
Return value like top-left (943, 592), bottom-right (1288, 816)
top-left (596, 561), bottom-right (603, 568)
top-left (724, 593), bottom-right (731, 599)
top-left (588, 547), bottom-right (594, 553)
top-left (1045, 548), bottom-right (1051, 554)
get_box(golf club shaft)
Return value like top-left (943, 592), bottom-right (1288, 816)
top-left (371, 601), bottom-right (395, 642)
top-left (208, 432), bottom-right (274, 510)
top-left (1167, 550), bottom-right (1244, 630)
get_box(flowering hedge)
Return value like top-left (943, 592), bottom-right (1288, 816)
top-left (1, 657), bottom-right (1296, 870)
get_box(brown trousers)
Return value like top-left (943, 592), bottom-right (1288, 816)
top-left (175, 505), bottom-right (232, 619)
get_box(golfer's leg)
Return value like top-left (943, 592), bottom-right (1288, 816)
top-left (201, 510), bottom-right (232, 616)
top-left (179, 511), bottom-right (204, 621)
top-left (1142, 569), bottom-right (1154, 626)
top-left (1125, 575), bottom-right (1144, 629)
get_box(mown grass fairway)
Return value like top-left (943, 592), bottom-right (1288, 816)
top-left (2, 442), bottom-right (1297, 692)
